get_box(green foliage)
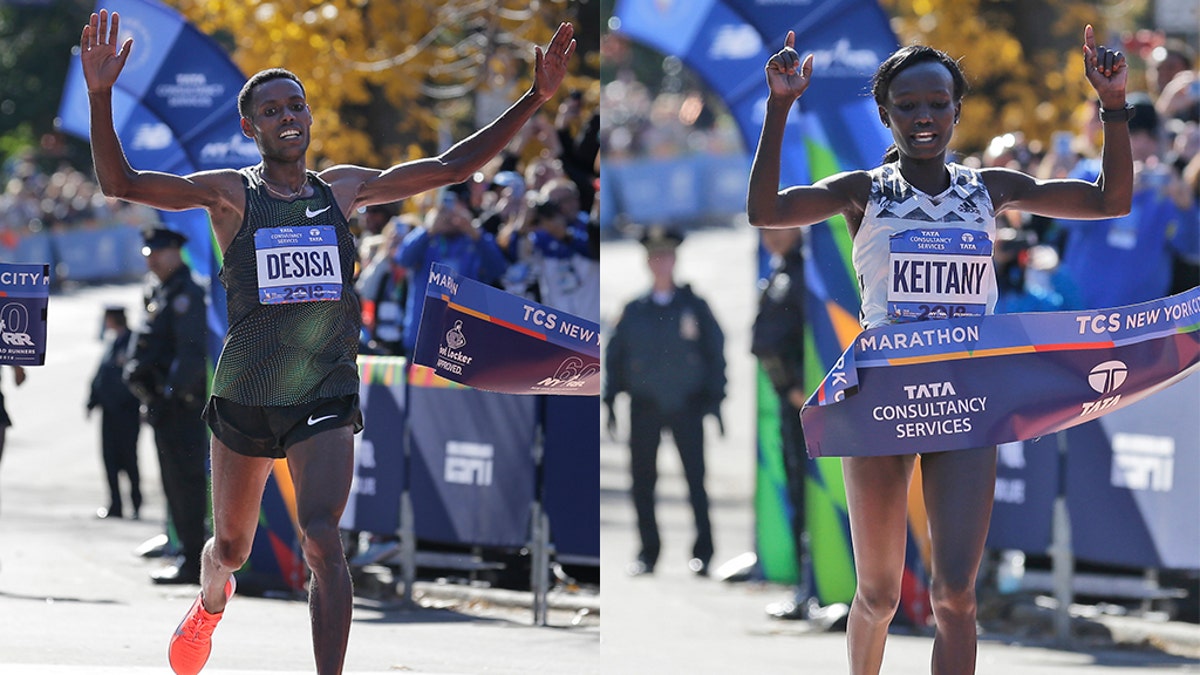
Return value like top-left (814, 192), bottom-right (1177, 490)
top-left (0, 0), bottom-right (93, 167)
top-left (879, 0), bottom-right (1107, 154)
top-left (170, 0), bottom-right (598, 167)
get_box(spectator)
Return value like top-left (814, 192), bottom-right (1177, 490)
top-left (356, 218), bottom-right (412, 356)
top-left (526, 197), bottom-right (598, 321)
top-left (87, 305), bottom-right (142, 520)
top-left (0, 365), bottom-right (26, 516)
top-left (1147, 39), bottom-right (1196, 101)
top-left (752, 227), bottom-right (819, 620)
top-left (555, 90), bottom-right (600, 213)
top-left (395, 189), bottom-right (508, 355)
top-left (1057, 94), bottom-right (1186, 308)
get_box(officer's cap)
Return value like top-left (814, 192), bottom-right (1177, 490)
top-left (141, 226), bottom-right (188, 255)
top-left (639, 226), bottom-right (684, 253)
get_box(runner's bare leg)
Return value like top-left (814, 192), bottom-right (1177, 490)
top-left (201, 438), bottom-right (275, 612)
top-left (843, 453), bottom-right (916, 675)
top-left (921, 446), bottom-right (997, 675)
top-left (286, 426), bottom-right (355, 675)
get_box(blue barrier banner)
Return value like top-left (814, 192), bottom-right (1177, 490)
top-left (0, 263), bottom-right (50, 366)
top-left (408, 385), bottom-right (538, 548)
top-left (340, 374), bottom-right (407, 536)
top-left (412, 263), bottom-right (600, 396)
top-left (541, 396), bottom-right (600, 559)
top-left (1065, 375), bottom-right (1200, 570)
top-left (986, 440), bottom-right (1058, 553)
top-left (802, 287), bottom-right (1200, 457)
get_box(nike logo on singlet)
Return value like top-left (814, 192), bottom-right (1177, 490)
top-left (307, 413), bottom-right (337, 426)
top-left (305, 205), bottom-right (331, 218)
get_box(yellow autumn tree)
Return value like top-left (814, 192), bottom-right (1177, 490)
top-left (168, 0), bottom-right (596, 168)
top-left (879, 0), bottom-right (1124, 155)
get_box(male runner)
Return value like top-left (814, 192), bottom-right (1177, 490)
top-left (80, 10), bottom-right (574, 674)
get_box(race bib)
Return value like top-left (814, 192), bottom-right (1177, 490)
top-left (888, 228), bottom-right (993, 322)
top-left (254, 226), bottom-right (343, 304)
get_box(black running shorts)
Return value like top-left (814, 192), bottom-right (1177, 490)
top-left (202, 394), bottom-right (363, 459)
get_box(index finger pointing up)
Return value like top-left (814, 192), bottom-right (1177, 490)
top-left (1083, 24), bottom-right (1096, 52)
top-left (785, 30), bottom-right (795, 50)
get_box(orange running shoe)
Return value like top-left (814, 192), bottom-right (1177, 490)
top-left (168, 576), bottom-right (235, 675)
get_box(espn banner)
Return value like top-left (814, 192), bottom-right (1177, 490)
top-left (412, 263), bottom-right (599, 396)
top-left (0, 263), bottom-right (50, 366)
top-left (801, 286), bottom-right (1200, 458)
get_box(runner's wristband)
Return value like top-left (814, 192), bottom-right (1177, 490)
top-left (1098, 103), bottom-right (1135, 123)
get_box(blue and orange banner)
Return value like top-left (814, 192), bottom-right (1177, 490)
top-left (412, 263), bottom-right (600, 396)
top-left (803, 286), bottom-right (1200, 457)
top-left (0, 263), bottom-right (50, 366)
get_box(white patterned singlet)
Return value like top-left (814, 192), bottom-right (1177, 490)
top-left (853, 162), bottom-right (998, 330)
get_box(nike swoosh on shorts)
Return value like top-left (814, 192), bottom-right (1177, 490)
top-left (307, 413), bottom-right (338, 426)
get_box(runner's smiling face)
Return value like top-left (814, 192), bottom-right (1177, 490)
top-left (242, 78), bottom-right (312, 161)
top-left (880, 61), bottom-right (960, 161)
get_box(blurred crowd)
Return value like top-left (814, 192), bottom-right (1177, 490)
top-left (975, 38), bottom-right (1199, 313)
top-left (0, 152), bottom-right (160, 245)
top-left (354, 96), bottom-right (600, 357)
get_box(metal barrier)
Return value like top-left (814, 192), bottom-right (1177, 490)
top-left (340, 357), bottom-right (597, 624)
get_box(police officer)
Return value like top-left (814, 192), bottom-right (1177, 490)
top-left (603, 227), bottom-right (726, 576)
top-left (124, 226), bottom-right (210, 585)
top-left (753, 228), bottom-right (817, 620)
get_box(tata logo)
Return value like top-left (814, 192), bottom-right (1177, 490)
top-left (903, 381), bottom-right (956, 400)
top-left (1080, 360), bottom-right (1128, 416)
top-left (961, 232), bottom-right (975, 243)
top-left (1111, 433), bottom-right (1174, 492)
top-left (445, 441), bottom-right (494, 486)
top-left (709, 24), bottom-right (761, 60)
top-left (1088, 360), bottom-right (1128, 394)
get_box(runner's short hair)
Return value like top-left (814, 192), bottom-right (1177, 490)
top-left (238, 68), bottom-right (306, 119)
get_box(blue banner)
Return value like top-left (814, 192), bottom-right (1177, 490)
top-left (58, 0), bottom-right (259, 176)
top-left (0, 263), bottom-right (51, 366)
top-left (1064, 374), bottom-right (1200, 570)
top-left (408, 385), bottom-right (538, 548)
top-left (802, 287), bottom-right (1200, 457)
top-left (412, 263), bottom-right (600, 396)
top-left (541, 396), bottom-right (601, 559)
top-left (341, 378), bottom-right (407, 536)
top-left (986, 440), bottom-right (1058, 553)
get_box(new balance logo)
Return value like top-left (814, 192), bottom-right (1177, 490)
top-left (305, 205), bottom-right (331, 218)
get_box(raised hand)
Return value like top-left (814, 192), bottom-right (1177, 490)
top-left (532, 22), bottom-right (577, 103)
top-left (1082, 24), bottom-right (1127, 108)
top-left (80, 10), bottom-right (133, 94)
top-left (765, 31), bottom-right (814, 102)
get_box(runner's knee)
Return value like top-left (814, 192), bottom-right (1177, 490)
top-left (854, 583), bottom-right (902, 624)
top-left (299, 517), bottom-right (344, 571)
top-left (211, 534), bottom-right (253, 571)
top-left (930, 576), bottom-right (977, 620)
